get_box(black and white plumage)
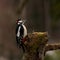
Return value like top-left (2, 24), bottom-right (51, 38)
top-left (16, 20), bottom-right (27, 38)
top-left (16, 19), bottom-right (27, 52)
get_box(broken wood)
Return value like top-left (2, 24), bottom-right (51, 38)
top-left (44, 43), bottom-right (60, 55)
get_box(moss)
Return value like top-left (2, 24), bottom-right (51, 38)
top-left (23, 32), bottom-right (48, 60)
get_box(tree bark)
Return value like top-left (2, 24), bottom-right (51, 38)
top-left (44, 43), bottom-right (60, 55)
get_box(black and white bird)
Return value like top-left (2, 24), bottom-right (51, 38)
top-left (16, 18), bottom-right (27, 52)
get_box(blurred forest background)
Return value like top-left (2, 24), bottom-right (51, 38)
top-left (0, 0), bottom-right (60, 60)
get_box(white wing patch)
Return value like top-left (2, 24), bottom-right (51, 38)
top-left (17, 24), bottom-right (27, 38)
top-left (17, 26), bottom-right (21, 37)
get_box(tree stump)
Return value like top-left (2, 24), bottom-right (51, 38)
top-left (21, 32), bottom-right (60, 60)
top-left (22, 32), bottom-right (48, 60)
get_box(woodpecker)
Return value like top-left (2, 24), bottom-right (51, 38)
top-left (16, 18), bottom-right (27, 52)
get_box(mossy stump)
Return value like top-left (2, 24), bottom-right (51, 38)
top-left (22, 32), bottom-right (48, 60)
top-left (22, 32), bottom-right (60, 60)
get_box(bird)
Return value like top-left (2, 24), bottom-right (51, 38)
top-left (16, 18), bottom-right (27, 52)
